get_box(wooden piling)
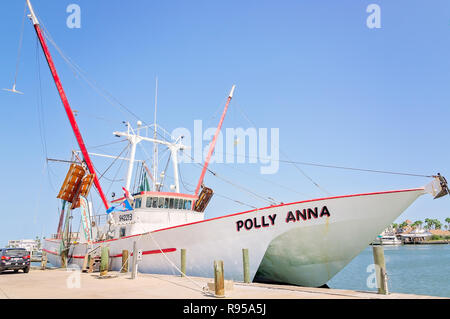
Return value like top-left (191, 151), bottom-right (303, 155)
top-left (82, 253), bottom-right (89, 272)
top-left (61, 249), bottom-right (68, 269)
top-left (372, 245), bottom-right (389, 295)
top-left (100, 246), bottom-right (109, 276)
top-left (214, 260), bottom-right (225, 297)
top-left (87, 255), bottom-right (94, 273)
top-left (180, 249), bottom-right (186, 277)
top-left (131, 241), bottom-right (138, 279)
top-left (40, 251), bottom-right (47, 270)
top-left (242, 248), bottom-right (250, 283)
top-left (121, 250), bottom-right (129, 273)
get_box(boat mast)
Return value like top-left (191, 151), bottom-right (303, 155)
top-left (124, 122), bottom-right (140, 192)
top-left (194, 85), bottom-right (235, 198)
top-left (26, 0), bottom-right (110, 210)
top-left (153, 78), bottom-right (159, 191)
top-left (114, 127), bottom-right (185, 193)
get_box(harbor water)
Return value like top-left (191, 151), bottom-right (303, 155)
top-left (328, 244), bottom-right (450, 298)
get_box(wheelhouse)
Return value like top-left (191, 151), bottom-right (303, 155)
top-left (112, 191), bottom-right (198, 211)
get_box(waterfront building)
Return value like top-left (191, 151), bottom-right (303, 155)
top-left (400, 228), bottom-right (432, 244)
top-left (7, 239), bottom-right (39, 252)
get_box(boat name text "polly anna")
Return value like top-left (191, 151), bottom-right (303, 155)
top-left (236, 206), bottom-right (331, 232)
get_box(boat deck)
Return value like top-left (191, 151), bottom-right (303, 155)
top-left (0, 268), bottom-right (444, 299)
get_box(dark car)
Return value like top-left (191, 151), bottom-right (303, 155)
top-left (0, 248), bottom-right (30, 273)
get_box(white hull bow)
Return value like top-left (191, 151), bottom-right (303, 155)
top-left (44, 188), bottom-right (424, 287)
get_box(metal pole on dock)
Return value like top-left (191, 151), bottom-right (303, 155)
top-left (180, 249), bottom-right (186, 277)
top-left (131, 241), bottom-right (138, 279)
top-left (214, 260), bottom-right (225, 298)
top-left (372, 245), bottom-right (389, 295)
top-left (121, 250), bottom-right (129, 273)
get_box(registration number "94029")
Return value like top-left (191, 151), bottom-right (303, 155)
top-left (118, 214), bottom-right (132, 222)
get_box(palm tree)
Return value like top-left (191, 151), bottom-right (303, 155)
top-left (425, 218), bottom-right (433, 230)
top-left (445, 217), bottom-right (450, 229)
top-left (399, 221), bottom-right (409, 230)
top-left (433, 219), bottom-right (442, 230)
top-left (411, 220), bottom-right (423, 229)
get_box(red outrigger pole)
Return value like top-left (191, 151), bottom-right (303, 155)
top-left (26, 0), bottom-right (110, 210)
top-left (194, 85), bottom-right (236, 198)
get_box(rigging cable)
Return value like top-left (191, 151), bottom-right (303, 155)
top-left (38, 13), bottom-right (183, 155)
top-left (211, 152), bottom-right (434, 179)
top-left (94, 146), bottom-right (130, 215)
top-left (37, 18), bottom-right (148, 124)
top-left (14, 2), bottom-right (27, 86)
top-left (86, 138), bottom-right (128, 151)
top-left (181, 150), bottom-right (278, 205)
top-left (233, 102), bottom-right (434, 179)
top-left (95, 143), bottom-right (130, 182)
top-left (234, 101), bottom-right (332, 195)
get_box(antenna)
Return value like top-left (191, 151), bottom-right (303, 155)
top-left (153, 77), bottom-right (159, 191)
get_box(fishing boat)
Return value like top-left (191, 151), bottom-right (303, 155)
top-left (15, 0), bottom-right (449, 288)
top-left (372, 235), bottom-right (402, 246)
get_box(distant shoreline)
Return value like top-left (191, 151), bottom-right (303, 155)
top-left (404, 240), bottom-right (449, 245)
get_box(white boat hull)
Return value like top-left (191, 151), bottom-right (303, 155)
top-left (43, 188), bottom-right (424, 287)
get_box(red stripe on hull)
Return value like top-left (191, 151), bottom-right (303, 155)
top-left (43, 248), bottom-right (176, 259)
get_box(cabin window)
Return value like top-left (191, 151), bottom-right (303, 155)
top-left (169, 198), bottom-right (174, 209)
top-left (134, 198), bottom-right (142, 209)
top-left (164, 198), bottom-right (169, 208)
top-left (158, 197), bottom-right (164, 208)
top-left (120, 227), bottom-right (126, 238)
top-left (174, 198), bottom-right (179, 209)
top-left (152, 197), bottom-right (158, 208)
top-left (146, 197), bottom-right (153, 208)
top-left (184, 200), bottom-right (192, 210)
top-left (178, 199), bottom-right (184, 209)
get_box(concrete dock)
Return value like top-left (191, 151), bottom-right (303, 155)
top-left (0, 268), bottom-right (445, 299)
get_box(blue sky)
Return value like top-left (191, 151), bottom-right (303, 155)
top-left (0, 0), bottom-right (449, 246)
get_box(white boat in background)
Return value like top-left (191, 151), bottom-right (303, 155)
top-left (372, 234), bottom-right (402, 246)
top-left (17, 0), bottom-right (449, 288)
